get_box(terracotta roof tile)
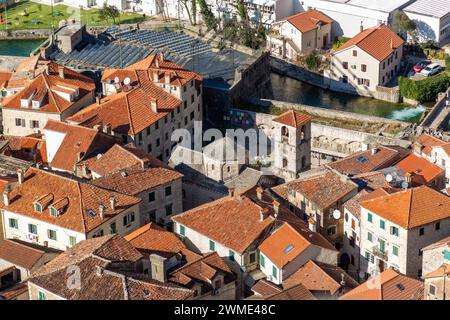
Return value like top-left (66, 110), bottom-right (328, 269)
top-left (335, 24), bottom-right (404, 62)
top-left (395, 153), bottom-right (444, 185)
top-left (259, 222), bottom-right (337, 268)
top-left (414, 133), bottom-right (447, 157)
top-left (44, 120), bottom-right (117, 171)
top-left (282, 260), bottom-right (358, 295)
top-left (29, 235), bottom-right (193, 300)
top-left (92, 166), bottom-right (182, 196)
top-left (0, 239), bottom-right (60, 269)
top-left (272, 169), bottom-right (357, 210)
top-left (264, 283), bottom-right (317, 300)
top-left (422, 236), bottom-right (450, 251)
top-left (273, 110), bottom-right (312, 128)
top-left (85, 144), bottom-right (168, 177)
top-left (281, 9), bottom-right (333, 33)
top-left (328, 146), bottom-right (406, 176)
top-left (251, 279), bottom-right (282, 297)
top-left (422, 263), bottom-right (450, 279)
top-left (360, 185), bottom-right (450, 229)
top-left (172, 193), bottom-right (274, 254)
top-left (340, 269), bottom-right (423, 300)
top-left (2, 62), bottom-right (95, 114)
top-left (1, 168), bottom-right (141, 233)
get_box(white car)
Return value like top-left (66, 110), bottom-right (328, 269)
top-left (420, 63), bottom-right (442, 77)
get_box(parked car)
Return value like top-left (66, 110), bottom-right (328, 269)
top-left (413, 60), bottom-right (431, 73)
top-left (420, 63), bottom-right (442, 77)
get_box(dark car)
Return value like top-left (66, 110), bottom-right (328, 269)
top-left (413, 60), bottom-right (431, 73)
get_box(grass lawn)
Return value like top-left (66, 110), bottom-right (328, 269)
top-left (1, 1), bottom-right (147, 31)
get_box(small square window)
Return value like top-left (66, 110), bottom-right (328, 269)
top-left (149, 192), bottom-right (155, 202)
top-left (419, 228), bottom-right (424, 236)
top-left (435, 222), bottom-right (440, 230)
top-left (165, 186), bottom-right (172, 196)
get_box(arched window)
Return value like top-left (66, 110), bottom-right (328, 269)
top-left (301, 125), bottom-right (306, 140)
top-left (282, 158), bottom-right (288, 168)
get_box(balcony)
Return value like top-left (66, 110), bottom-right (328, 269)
top-left (372, 246), bottom-right (388, 261)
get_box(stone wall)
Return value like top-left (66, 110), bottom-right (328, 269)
top-left (231, 107), bottom-right (410, 158)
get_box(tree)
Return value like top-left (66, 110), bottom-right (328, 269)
top-left (236, 0), bottom-right (247, 22)
top-left (198, 0), bottom-right (216, 31)
top-left (98, 4), bottom-right (120, 25)
top-left (392, 10), bottom-right (417, 42)
top-left (191, 0), bottom-right (197, 25)
top-left (179, 0), bottom-right (194, 26)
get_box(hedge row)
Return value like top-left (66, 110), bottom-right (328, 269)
top-left (399, 72), bottom-right (450, 102)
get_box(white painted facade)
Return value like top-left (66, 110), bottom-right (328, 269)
top-left (429, 146), bottom-right (450, 188)
top-left (404, 0), bottom-right (450, 44)
top-left (2, 204), bottom-right (141, 251)
top-left (359, 205), bottom-right (450, 279)
top-left (300, 0), bottom-right (414, 38)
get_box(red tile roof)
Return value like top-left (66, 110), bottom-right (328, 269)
top-left (273, 110), bottom-right (312, 128)
top-left (1, 167), bottom-right (141, 233)
top-left (340, 269), bottom-right (423, 300)
top-left (395, 153), bottom-right (444, 186)
top-left (29, 235), bottom-right (194, 300)
top-left (172, 192), bottom-right (274, 254)
top-left (92, 166), bottom-right (182, 196)
top-left (272, 169), bottom-right (357, 210)
top-left (85, 144), bottom-right (168, 177)
top-left (360, 185), bottom-right (450, 229)
top-left (259, 221), bottom-right (337, 268)
top-left (413, 133), bottom-right (447, 157)
top-left (335, 24), bottom-right (404, 62)
top-left (280, 9), bottom-right (333, 33)
top-left (44, 120), bottom-right (117, 172)
top-left (328, 146), bottom-right (407, 176)
top-left (0, 71), bottom-right (12, 89)
top-left (2, 62), bottom-right (95, 114)
top-left (0, 239), bottom-right (60, 270)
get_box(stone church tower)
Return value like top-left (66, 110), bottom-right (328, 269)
top-left (271, 110), bottom-right (312, 181)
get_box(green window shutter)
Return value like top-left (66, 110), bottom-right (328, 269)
top-left (9, 218), bottom-right (17, 229)
top-left (38, 291), bottom-right (46, 300)
top-left (209, 240), bottom-right (215, 251)
top-left (180, 225), bottom-right (185, 236)
top-left (380, 220), bottom-right (385, 229)
top-left (260, 254), bottom-right (265, 267)
top-left (28, 224), bottom-right (37, 234)
top-left (367, 232), bottom-right (372, 242)
top-left (379, 239), bottom-right (385, 253)
top-left (368, 213), bottom-right (373, 223)
top-left (272, 266), bottom-right (277, 279)
top-left (393, 246), bottom-right (399, 256)
top-left (69, 236), bottom-right (76, 246)
top-left (443, 250), bottom-right (450, 261)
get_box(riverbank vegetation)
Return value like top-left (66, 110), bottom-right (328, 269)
top-left (2, 1), bottom-right (146, 30)
top-left (399, 72), bottom-right (450, 102)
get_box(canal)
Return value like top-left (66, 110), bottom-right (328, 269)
top-left (270, 73), bottom-right (425, 123)
top-left (0, 39), bottom-right (45, 56)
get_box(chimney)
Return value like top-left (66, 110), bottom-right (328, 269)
top-left (260, 208), bottom-right (269, 221)
top-left (104, 123), bottom-right (112, 135)
top-left (93, 124), bottom-right (103, 132)
top-left (155, 58), bottom-right (159, 69)
top-left (405, 172), bottom-right (413, 187)
top-left (109, 197), bottom-right (116, 212)
top-left (153, 71), bottom-right (159, 82)
top-left (150, 254), bottom-right (167, 283)
top-left (371, 147), bottom-right (378, 155)
top-left (99, 204), bottom-right (105, 219)
top-left (150, 99), bottom-right (158, 113)
top-left (390, 38), bottom-right (394, 49)
top-left (58, 65), bottom-right (65, 79)
top-left (3, 191), bottom-right (10, 206)
top-left (96, 266), bottom-right (104, 276)
top-left (256, 187), bottom-right (263, 200)
top-left (96, 95), bottom-right (101, 105)
top-left (340, 273), bottom-right (346, 287)
top-left (164, 73), bottom-right (171, 84)
top-left (17, 169), bottom-right (23, 184)
top-left (228, 187), bottom-right (235, 197)
top-left (360, 21), bottom-right (363, 33)
top-left (43, 64), bottom-right (49, 75)
top-left (272, 200), bottom-right (280, 215)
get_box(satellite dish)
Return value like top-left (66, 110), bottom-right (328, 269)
top-left (124, 77), bottom-right (131, 85)
top-left (401, 181), bottom-right (409, 190)
top-left (385, 174), bottom-right (393, 183)
top-left (333, 209), bottom-right (341, 220)
top-left (114, 76), bottom-right (120, 84)
top-left (430, 156), bottom-right (437, 163)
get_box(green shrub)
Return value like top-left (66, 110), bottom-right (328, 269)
top-left (399, 73), bottom-right (450, 102)
top-left (305, 52), bottom-right (320, 71)
top-left (446, 54), bottom-right (450, 70)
